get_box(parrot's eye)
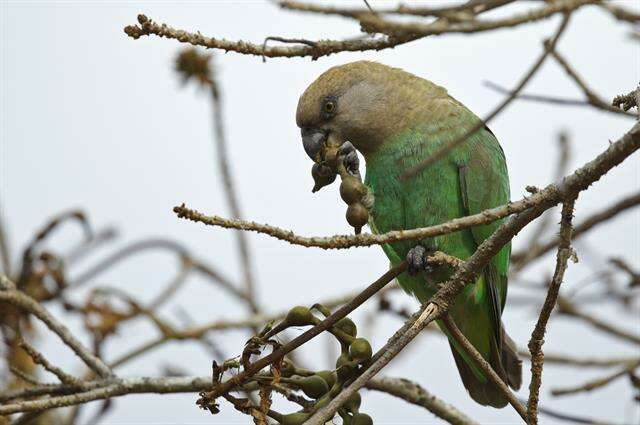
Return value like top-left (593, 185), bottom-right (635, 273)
top-left (324, 101), bottom-right (335, 113)
top-left (321, 98), bottom-right (337, 119)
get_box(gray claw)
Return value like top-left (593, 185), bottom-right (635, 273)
top-left (407, 246), bottom-right (426, 276)
top-left (338, 141), bottom-right (359, 175)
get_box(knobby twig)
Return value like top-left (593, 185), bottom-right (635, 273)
top-left (400, 12), bottom-right (572, 179)
top-left (176, 122), bottom-right (640, 252)
top-left (0, 275), bottom-right (113, 378)
top-left (0, 376), bottom-right (213, 414)
top-left (442, 315), bottom-right (527, 421)
top-left (511, 191), bottom-right (640, 269)
top-left (550, 359), bottom-right (640, 396)
top-left (208, 63), bottom-right (259, 316)
top-left (365, 376), bottom-right (479, 425)
top-left (18, 338), bottom-right (79, 386)
top-left (526, 197), bottom-right (577, 424)
top-left (279, 0), bottom-right (514, 19)
top-left (557, 297), bottom-right (640, 345)
top-left (483, 80), bottom-right (636, 117)
top-left (196, 261), bottom-right (407, 402)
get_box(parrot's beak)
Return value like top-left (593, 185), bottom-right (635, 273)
top-left (301, 128), bottom-right (327, 162)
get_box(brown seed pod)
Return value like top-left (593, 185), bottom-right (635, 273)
top-left (311, 163), bottom-right (337, 193)
top-left (340, 176), bottom-right (366, 204)
top-left (346, 203), bottom-right (369, 233)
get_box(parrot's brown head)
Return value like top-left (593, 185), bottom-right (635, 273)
top-left (296, 60), bottom-right (447, 159)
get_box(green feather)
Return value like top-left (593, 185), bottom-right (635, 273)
top-left (364, 102), bottom-right (515, 406)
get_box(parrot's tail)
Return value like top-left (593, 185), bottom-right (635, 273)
top-left (449, 326), bottom-right (522, 408)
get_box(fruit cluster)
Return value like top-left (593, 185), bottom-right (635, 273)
top-left (310, 134), bottom-right (370, 234)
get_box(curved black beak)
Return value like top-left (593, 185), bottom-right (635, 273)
top-left (301, 128), bottom-right (328, 162)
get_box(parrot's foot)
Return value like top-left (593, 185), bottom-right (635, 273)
top-left (406, 245), bottom-right (436, 276)
top-left (338, 141), bottom-right (360, 177)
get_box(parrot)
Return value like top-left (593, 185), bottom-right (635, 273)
top-left (296, 61), bottom-right (522, 408)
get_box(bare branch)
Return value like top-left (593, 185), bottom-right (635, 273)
top-left (551, 359), bottom-right (640, 396)
top-left (399, 12), bottom-right (572, 178)
top-left (512, 191), bottom-right (640, 269)
top-left (124, 14), bottom-right (421, 61)
top-left (366, 376), bottom-right (479, 425)
top-left (550, 48), bottom-right (633, 115)
top-left (442, 315), bottom-right (526, 421)
top-left (518, 350), bottom-right (640, 368)
top-left (557, 297), bottom-right (640, 345)
top-left (484, 80), bottom-right (636, 117)
top-left (359, 0), bottom-right (594, 37)
top-left (18, 339), bottom-right (79, 386)
top-left (527, 197), bottom-right (577, 424)
top-left (196, 261), bottom-right (407, 402)
top-left (208, 63), bottom-right (259, 316)
top-left (279, 0), bottom-right (514, 19)
top-left (0, 376), bottom-right (213, 415)
top-left (0, 275), bottom-right (113, 378)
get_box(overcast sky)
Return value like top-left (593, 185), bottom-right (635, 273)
top-left (2, 1), bottom-right (639, 424)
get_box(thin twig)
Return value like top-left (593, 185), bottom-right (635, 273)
top-left (442, 314), bottom-right (527, 421)
top-left (0, 376), bottom-right (213, 414)
top-left (365, 376), bottom-right (479, 425)
top-left (209, 70), bottom-right (259, 316)
top-left (511, 190), bottom-right (640, 270)
top-left (307, 205), bottom-right (549, 425)
top-left (550, 359), bottom-right (640, 396)
top-left (483, 80), bottom-right (636, 117)
top-left (196, 262), bottom-right (407, 402)
top-left (557, 297), bottom-right (640, 345)
top-left (400, 12), bottom-right (572, 179)
top-left (527, 197), bottom-right (577, 424)
top-left (549, 48), bottom-right (631, 115)
top-left (19, 339), bottom-right (80, 386)
top-left (0, 201), bottom-right (11, 276)
top-left (0, 275), bottom-right (113, 378)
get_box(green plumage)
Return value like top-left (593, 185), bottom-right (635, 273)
top-left (365, 101), bottom-right (519, 407)
top-left (296, 61), bottom-right (522, 408)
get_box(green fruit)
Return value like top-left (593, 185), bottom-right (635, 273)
top-left (340, 176), bottom-right (366, 204)
top-left (280, 412), bottom-right (310, 425)
top-left (286, 306), bottom-right (315, 327)
top-left (311, 303), bottom-right (332, 317)
top-left (316, 370), bottom-right (337, 389)
top-left (281, 359), bottom-right (295, 377)
top-left (352, 413), bottom-right (373, 425)
top-left (336, 353), bottom-right (351, 369)
top-left (300, 375), bottom-right (329, 399)
top-left (349, 338), bottom-right (372, 363)
top-left (344, 391), bottom-right (361, 413)
top-left (335, 318), bottom-right (357, 337)
top-left (346, 203), bottom-right (369, 228)
top-left (313, 396), bottom-right (330, 411)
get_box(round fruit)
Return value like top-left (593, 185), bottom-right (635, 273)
top-left (352, 413), bottom-right (373, 425)
top-left (300, 375), bottom-right (329, 399)
top-left (349, 338), bottom-right (372, 363)
top-left (335, 318), bottom-right (357, 337)
top-left (286, 306), bottom-right (314, 327)
top-left (346, 203), bottom-right (368, 228)
top-left (340, 176), bottom-right (366, 204)
top-left (280, 412), bottom-right (310, 425)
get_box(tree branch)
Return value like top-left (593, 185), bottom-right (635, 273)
top-left (0, 275), bottom-right (113, 379)
top-left (527, 197), bottom-right (577, 424)
top-left (365, 376), bottom-right (479, 425)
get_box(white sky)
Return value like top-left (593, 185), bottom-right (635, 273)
top-left (2, 1), bottom-right (639, 424)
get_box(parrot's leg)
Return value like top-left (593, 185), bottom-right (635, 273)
top-left (338, 141), bottom-right (361, 178)
top-left (406, 245), bottom-right (436, 276)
